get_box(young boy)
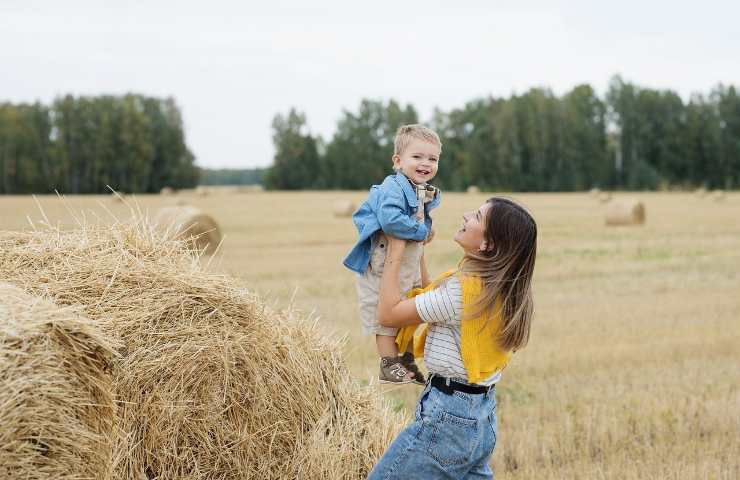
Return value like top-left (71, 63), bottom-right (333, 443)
top-left (343, 124), bottom-right (441, 384)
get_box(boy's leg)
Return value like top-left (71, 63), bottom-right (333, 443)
top-left (376, 334), bottom-right (414, 383)
top-left (375, 334), bottom-right (399, 358)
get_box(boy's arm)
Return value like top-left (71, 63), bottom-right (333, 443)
top-left (377, 187), bottom-right (428, 241)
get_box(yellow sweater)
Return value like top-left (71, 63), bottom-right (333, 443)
top-left (396, 269), bottom-right (512, 384)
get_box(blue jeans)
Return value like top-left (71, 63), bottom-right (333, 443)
top-left (368, 380), bottom-right (497, 479)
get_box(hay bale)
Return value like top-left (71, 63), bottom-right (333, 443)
top-left (160, 186), bottom-right (174, 196)
top-left (711, 190), bottom-right (725, 202)
top-left (0, 283), bottom-right (117, 480)
top-left (605, 199), bottom-right (646, 226)
top-left (589, 187), bottom-right (601, 198)
top-left (466, 185), bottom-right (481, 194)
top-left (153, 206), bottom-right (222, 255)
top-left (0, 221), bottom-right (402, 479)
top-left (333, 200), bottom-right (356, 218)
top-left (195, 186), bottom-right (209, 196)
top-left (598, 192), bottom-right (612, 203)
top-left (694, 187), bottom-right (707, 198)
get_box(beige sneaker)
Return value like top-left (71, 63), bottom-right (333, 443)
top-left (399, 352), bottom-right (426, 385)
top-left (379, 356), bottom-right (414, 384)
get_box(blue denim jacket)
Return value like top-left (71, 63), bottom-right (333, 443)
top-left (343, 172), bottom-right (441, 274)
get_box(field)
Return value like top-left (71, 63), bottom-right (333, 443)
top-left (1, 189), bottom-right (739, 479)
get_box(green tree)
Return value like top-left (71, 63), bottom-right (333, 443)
top-left (264, 109), bottom-right (320, 190)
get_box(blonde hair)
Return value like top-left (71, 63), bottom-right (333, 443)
top-left (393, 124), bottom-right (442, 155)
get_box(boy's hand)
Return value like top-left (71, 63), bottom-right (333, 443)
top-left (423, 228), bottom-right (435, 245)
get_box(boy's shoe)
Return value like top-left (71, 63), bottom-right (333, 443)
top-left (399, 352), bottom-right (426, 385)
top-left (379, 356), bottom-right (414, 384)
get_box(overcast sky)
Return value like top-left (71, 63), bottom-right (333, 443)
top-left (2, 1), bottom-right (738, 168)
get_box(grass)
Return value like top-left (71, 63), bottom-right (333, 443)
top-left (1, 189), bottom-right (738, 479)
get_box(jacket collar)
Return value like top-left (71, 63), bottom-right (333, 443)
top-left (392, 172), bottom-right (420, 207)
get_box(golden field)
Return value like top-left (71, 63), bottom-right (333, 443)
top-left (1, 189), bottom-right (738, 479)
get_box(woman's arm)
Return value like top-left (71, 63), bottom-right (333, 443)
top-left (419, 252), bottom-right (430, 288)
top-left (377, 236), bottom-right (423, 328)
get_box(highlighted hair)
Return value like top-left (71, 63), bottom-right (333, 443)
top-left (393, 124), bottom-right (442, 155)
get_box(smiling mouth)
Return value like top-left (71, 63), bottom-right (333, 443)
top-left (416, 169), bottom-right (431, 176)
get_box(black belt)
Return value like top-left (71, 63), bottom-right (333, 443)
top-left (430, 375), bottom-right (494, 395)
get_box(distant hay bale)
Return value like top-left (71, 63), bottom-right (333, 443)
top-left (466, 185), bottom-right (481, 194)
top-left (153, 206), bottom-right (222, 255)
top-left (0, 221), bottom-right (402, 479)
top-left (694, 187), bottom-right (707, 198)
top-left (598, 192), bottom-right (612, 203)
top-left (589, 187), bottom-right (601, 198)
top-left (0, 283), bottom-right (117, 480)
top-left (605, 199), bottom-right (646, 226)
top-left (160, 186), bottom-right (174, 196)
top-left (195, 185), bottom-right (209, 196)
top-left (711, 190), bottom-right (725, 202)
top-left (333, 200), bottom-right (356, 218)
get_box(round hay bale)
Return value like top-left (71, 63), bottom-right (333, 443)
top-left (0, 283), bottom-right (117, 480)
top-left (195, 186), bottom-right (209, 196)
top-left (694, 187), bottom-right (707, 198)
top-left (605, 199), bottom-right (646, 226)
top-left (466, 185), bottom-right (481, 194)
top-left (589, 187), bottom-right (601, 198)
top-left (160, 186), bottom-right (174, 196)
top-left (598, 192), bottom-right (612, 203)
top-left (333, 200), bottom-right (355, 218)
top-left (711, 190), bottom-right (725, 202)
top-left (153, 206), bottom-right (222, 255)
top-left (0, 222), bottom-right (402, 480)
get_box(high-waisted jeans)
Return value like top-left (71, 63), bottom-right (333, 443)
top-left (368, 380), bottom-right (497, 479)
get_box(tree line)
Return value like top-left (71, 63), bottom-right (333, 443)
top-left (265, 76), bottom-right (740, 191)
top-left (0, 94), bottom-right (198, 194)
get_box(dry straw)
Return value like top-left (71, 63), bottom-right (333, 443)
top-left (605, 199), bottom-right (646, 226)
top-left (0, 217), bottom-right (401, 480)
top-left (333, 200), bottom-right (356, 218)
top-left (153, 206), bottom-right (222, 255)
top-left (0, 283), bottom-right (117, 480)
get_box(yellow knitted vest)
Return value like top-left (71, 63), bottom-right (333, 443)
top-left (396, 269), bottom-right (512, 384)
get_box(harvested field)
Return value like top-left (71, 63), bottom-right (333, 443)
top-left (0, 190), bottom-right (738, 479)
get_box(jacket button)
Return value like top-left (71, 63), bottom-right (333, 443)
top-left (379, 244), bottom-right (385, 248)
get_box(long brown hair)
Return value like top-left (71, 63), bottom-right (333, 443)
top-left (459, 197), bottom-right (537, 351)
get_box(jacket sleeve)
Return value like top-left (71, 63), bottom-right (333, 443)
top-left (377, 185), bottom-right (429, 241)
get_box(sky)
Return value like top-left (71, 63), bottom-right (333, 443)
top-left (2, 0), bottom-right (738, 169)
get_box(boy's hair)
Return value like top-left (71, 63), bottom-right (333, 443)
top-left (393, 124), bottom-right (442, 155)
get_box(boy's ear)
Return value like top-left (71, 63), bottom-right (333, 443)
top-left (391, 154), bottom-right (401, 170)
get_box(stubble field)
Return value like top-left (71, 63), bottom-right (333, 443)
top-left (1, 189), bottom-right (738, 479)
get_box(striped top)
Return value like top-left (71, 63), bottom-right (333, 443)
top-left (414, 276), bottom-right (501, 386)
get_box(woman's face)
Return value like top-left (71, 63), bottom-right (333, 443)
top-left (454, 202), bottom-right (491, 253)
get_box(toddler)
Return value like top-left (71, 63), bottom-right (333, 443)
top-left (343, 124), bottom-right (441, 384)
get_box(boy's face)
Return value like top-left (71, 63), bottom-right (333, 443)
top-left (392, 139), bottom-right (440, 185)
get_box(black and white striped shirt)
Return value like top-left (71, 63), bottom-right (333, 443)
top-left (414, 276), bottom-right (501, 386)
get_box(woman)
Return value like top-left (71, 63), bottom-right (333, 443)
top-left (368, 197), bottom-right (537, 479)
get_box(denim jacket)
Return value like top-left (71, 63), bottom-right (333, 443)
top-left (343, 172), bottom-right (441, 274)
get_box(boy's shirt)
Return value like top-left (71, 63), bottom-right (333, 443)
top-left (343, 172), bottom-right (441, 274)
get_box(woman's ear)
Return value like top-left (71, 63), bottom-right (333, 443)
top-left (479, 240), bottom-right (489, 252)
